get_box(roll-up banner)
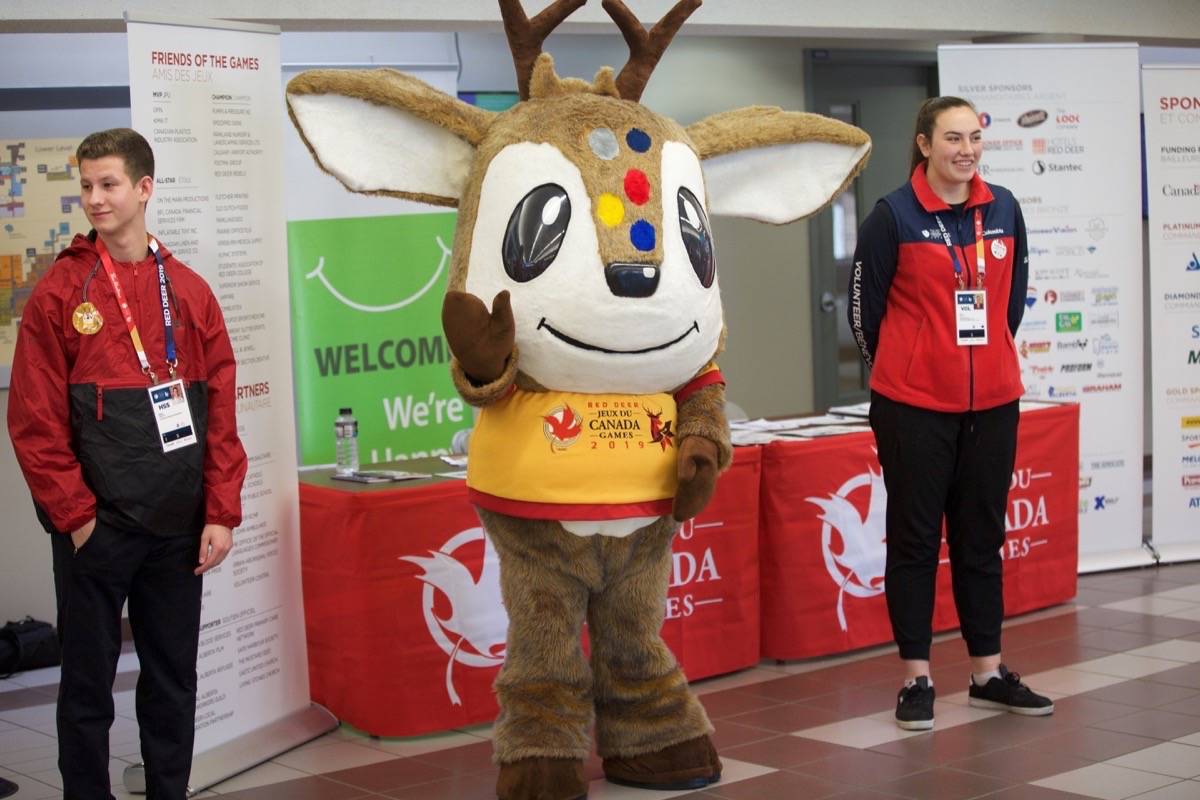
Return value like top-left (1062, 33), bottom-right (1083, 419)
top-left (282, 66), bottom-right (462, 468)
top-left (938, 44), bottom-right (1147, 572)
top-left (1143, 65), bottom-right (1200, 563)
top-left (126, 14), bottom-right (334, 793)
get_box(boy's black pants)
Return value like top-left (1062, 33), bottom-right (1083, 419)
top-left (869, 391), bottom-right (1019, 662)
top-left (51, 520), bottom-right (202, 800)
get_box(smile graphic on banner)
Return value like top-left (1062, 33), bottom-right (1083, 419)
top-left (304, 236), bottom-right (451, 313)
top-left (287, 212), bottom-right (464, 465)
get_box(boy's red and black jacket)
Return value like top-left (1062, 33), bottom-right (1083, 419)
top-left (7, 233), bottom-right (247, 537)
top-left (848, 166), bottom-right (1029, 412)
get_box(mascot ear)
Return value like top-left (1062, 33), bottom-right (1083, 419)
top-left (687, 107), bottom-right (871, 224)
top-left (286, 68), bottom-right (495, 208)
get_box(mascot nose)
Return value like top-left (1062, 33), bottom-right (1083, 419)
top-left (605, 262), bottom-right (660, 298)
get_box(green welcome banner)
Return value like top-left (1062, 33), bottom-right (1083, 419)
top-left (287, 212), bottom-right (467, 466)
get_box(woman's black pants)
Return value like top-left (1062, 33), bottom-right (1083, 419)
top-left (869, 391), bottom-right (1019, 661)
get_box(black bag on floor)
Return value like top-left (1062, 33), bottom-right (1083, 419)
top-left (0, 616), bottom-right (61, 678)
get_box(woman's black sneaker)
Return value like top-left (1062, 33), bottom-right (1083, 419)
top-left (895, 676), bottom-right (935, 730)
top-left (967, 664), bottom-right (1054, 716)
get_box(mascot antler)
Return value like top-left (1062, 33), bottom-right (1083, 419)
top-left (499, 0), bottom-right (588, 99)
top-left (603, 0), bottom-right (701, 101)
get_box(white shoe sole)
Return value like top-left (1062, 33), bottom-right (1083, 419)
top-left (968, 697), bottom-right (1054, 715)
top-left (895, 717), bottom-right (934, 730)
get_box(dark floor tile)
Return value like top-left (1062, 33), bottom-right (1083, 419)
top-left (790, 748), bottom-right (924, 787)
top-left (1088, 707), bottom-right (1200, 740)
top-left (1163, 692), bottom-right (1200, 717)
top-left (703, 767), bottom-right (841, 799)
top-left (802, 656), bottom-right (902, 688)
top-left (1077, 678), bottom-right (1200, 709)
top-left (948, 745), bottom-right (1093, 782)
top-left (709, 719), bottom-right (779, 750)
top-left (1145, 662), bottom-right (1200, 690)
top-left (981, 784), bottom-right (1113, 799)
top-left (799, 685), bottom-right (899, 717)
top-left (725, 702), bottom-right (847, 733)
top-left (999, 614), bottom-right (1084, 647)
top-left (381, 768), bottom-right (497, 799)
top-left (869, 766), bottom-right (1012, 799)
top-left (322, 756), bottom-right (451, 792)
top-left (1018, 726), bottom-right (1162, 761)
top-left (700, 687), bottom-right (791, 719)
top-left (737, 673), bottom-right (830, 702)
top-left (719, 734), bottom-right (851, 769)
top-left (216, 775), bottom-right (375, 800)
top-left (1114, 616), bottom-right (1200, 639)
top-left (1076, 628), bottom-right (1163, 652)
top-left (1071, 607), bottom-right (1150, 629)
top-left (822, 790), bottom-right (909, 800)
top-left (1040, 694), bottom-right (1145, 727)
top-left (112, 670), bottom-right (139, 693)
top-left (411, 740), bottom-right (496, 774)
top-left (0, 686), bottom-right (57, 712)
top-left (927, 637), bottom-right (971, 665)
top-left (1074, 587), bottom-right (1143, 606)
top-left (867, 724), bottom-right (1009, 766)
top-left (1001, 644), bottom-right (1111, 674)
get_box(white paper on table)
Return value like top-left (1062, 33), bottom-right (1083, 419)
top-left (826, 402), bottom-right (872, 418)
top-left (778, 424), bottom-right (871, 438)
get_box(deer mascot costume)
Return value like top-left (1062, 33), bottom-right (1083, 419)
top-left (287, 1), bottom-right (869, 797)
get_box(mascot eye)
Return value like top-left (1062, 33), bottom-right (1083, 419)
top-left (677, 187), bottom-right (714, 288)
top-left (502, 184), bottom-right (571, 283)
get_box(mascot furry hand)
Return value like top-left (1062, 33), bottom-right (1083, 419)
top-left (288, 1), bottom-right (869, 797)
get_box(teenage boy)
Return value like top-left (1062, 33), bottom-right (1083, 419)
top-left (7, 128), bottom-right (247, 799)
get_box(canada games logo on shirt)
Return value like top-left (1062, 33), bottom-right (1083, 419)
top-left (542, 404), bottom-right (582, 451)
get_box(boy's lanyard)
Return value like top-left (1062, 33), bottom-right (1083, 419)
top-left (932, 208), bottom-right (986, 290)
top-left (95, 236), bottom-right (177, 383)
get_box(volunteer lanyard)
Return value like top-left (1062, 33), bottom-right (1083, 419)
top-left (932, 208), bottom-right (986, 290)
top-left (95, 235), bottom-right (176, 383)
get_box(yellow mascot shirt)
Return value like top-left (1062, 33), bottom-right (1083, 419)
top-left (467, 367), bottom-right (722, 520)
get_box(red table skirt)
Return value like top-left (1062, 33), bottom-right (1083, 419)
top-left (759, 403), bottom-right (1080, 660)
top-left (300, 447), bottom-right (762, 737)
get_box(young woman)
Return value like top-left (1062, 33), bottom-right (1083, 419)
top-left (848, 96), bottom-right (1052, 730)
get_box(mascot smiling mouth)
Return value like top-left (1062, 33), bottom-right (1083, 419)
top-left (536, 318), bottom-right (700, 355)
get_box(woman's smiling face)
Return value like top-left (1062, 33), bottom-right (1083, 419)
top-left (918, 105), bottom-right (983, 195)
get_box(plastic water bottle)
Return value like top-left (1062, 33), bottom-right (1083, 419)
top-left (334, 407), bottom-right (359, 476)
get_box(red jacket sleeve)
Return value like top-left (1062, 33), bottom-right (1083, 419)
top-left (6, 279), bottom-right (96, 534)
top-left (199, 288), bottom-right (247, 528)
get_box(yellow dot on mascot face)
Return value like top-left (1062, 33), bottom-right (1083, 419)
top-left (597, 193), bottom-right (625, 228)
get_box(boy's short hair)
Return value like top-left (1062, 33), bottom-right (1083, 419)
top-left (76, 128), bottom-right (155, 183)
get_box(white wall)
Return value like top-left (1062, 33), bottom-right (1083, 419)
top-left (4, 1), bottom-right (1199, 42)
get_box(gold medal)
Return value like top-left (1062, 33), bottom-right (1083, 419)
top-left (72, 302), bottom-right (104, 335)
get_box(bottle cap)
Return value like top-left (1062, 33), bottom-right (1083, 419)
top-left (339, 407), bottom-right (353, 414)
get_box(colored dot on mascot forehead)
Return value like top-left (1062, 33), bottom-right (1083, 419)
top-left (288, 1), bottom-right (870, 796)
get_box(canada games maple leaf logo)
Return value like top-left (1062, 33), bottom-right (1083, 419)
top-left (400, 527), bottom-right (508, 706)
top-left (806, 463), bottom-right (888, 632)
top-left (543, 404), bottom-right (582, 451)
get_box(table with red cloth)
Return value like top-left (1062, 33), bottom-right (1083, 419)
top-left (299, 447), bottom-right (763, 738)
top-left (758, 402), bottom-right (1080, 660)
top-left (298, 403), bottom-right (1079, 737)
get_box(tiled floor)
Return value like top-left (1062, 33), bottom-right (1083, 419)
top-left (6, 564), bottom-right (1200, 798)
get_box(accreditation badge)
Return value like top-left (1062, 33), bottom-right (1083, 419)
top-left (72, 302), bottom-right (104, 335)
top-left (955, 289), bottom-right (988, 346)
top-left (147, 378), bottom-right (198, 452)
